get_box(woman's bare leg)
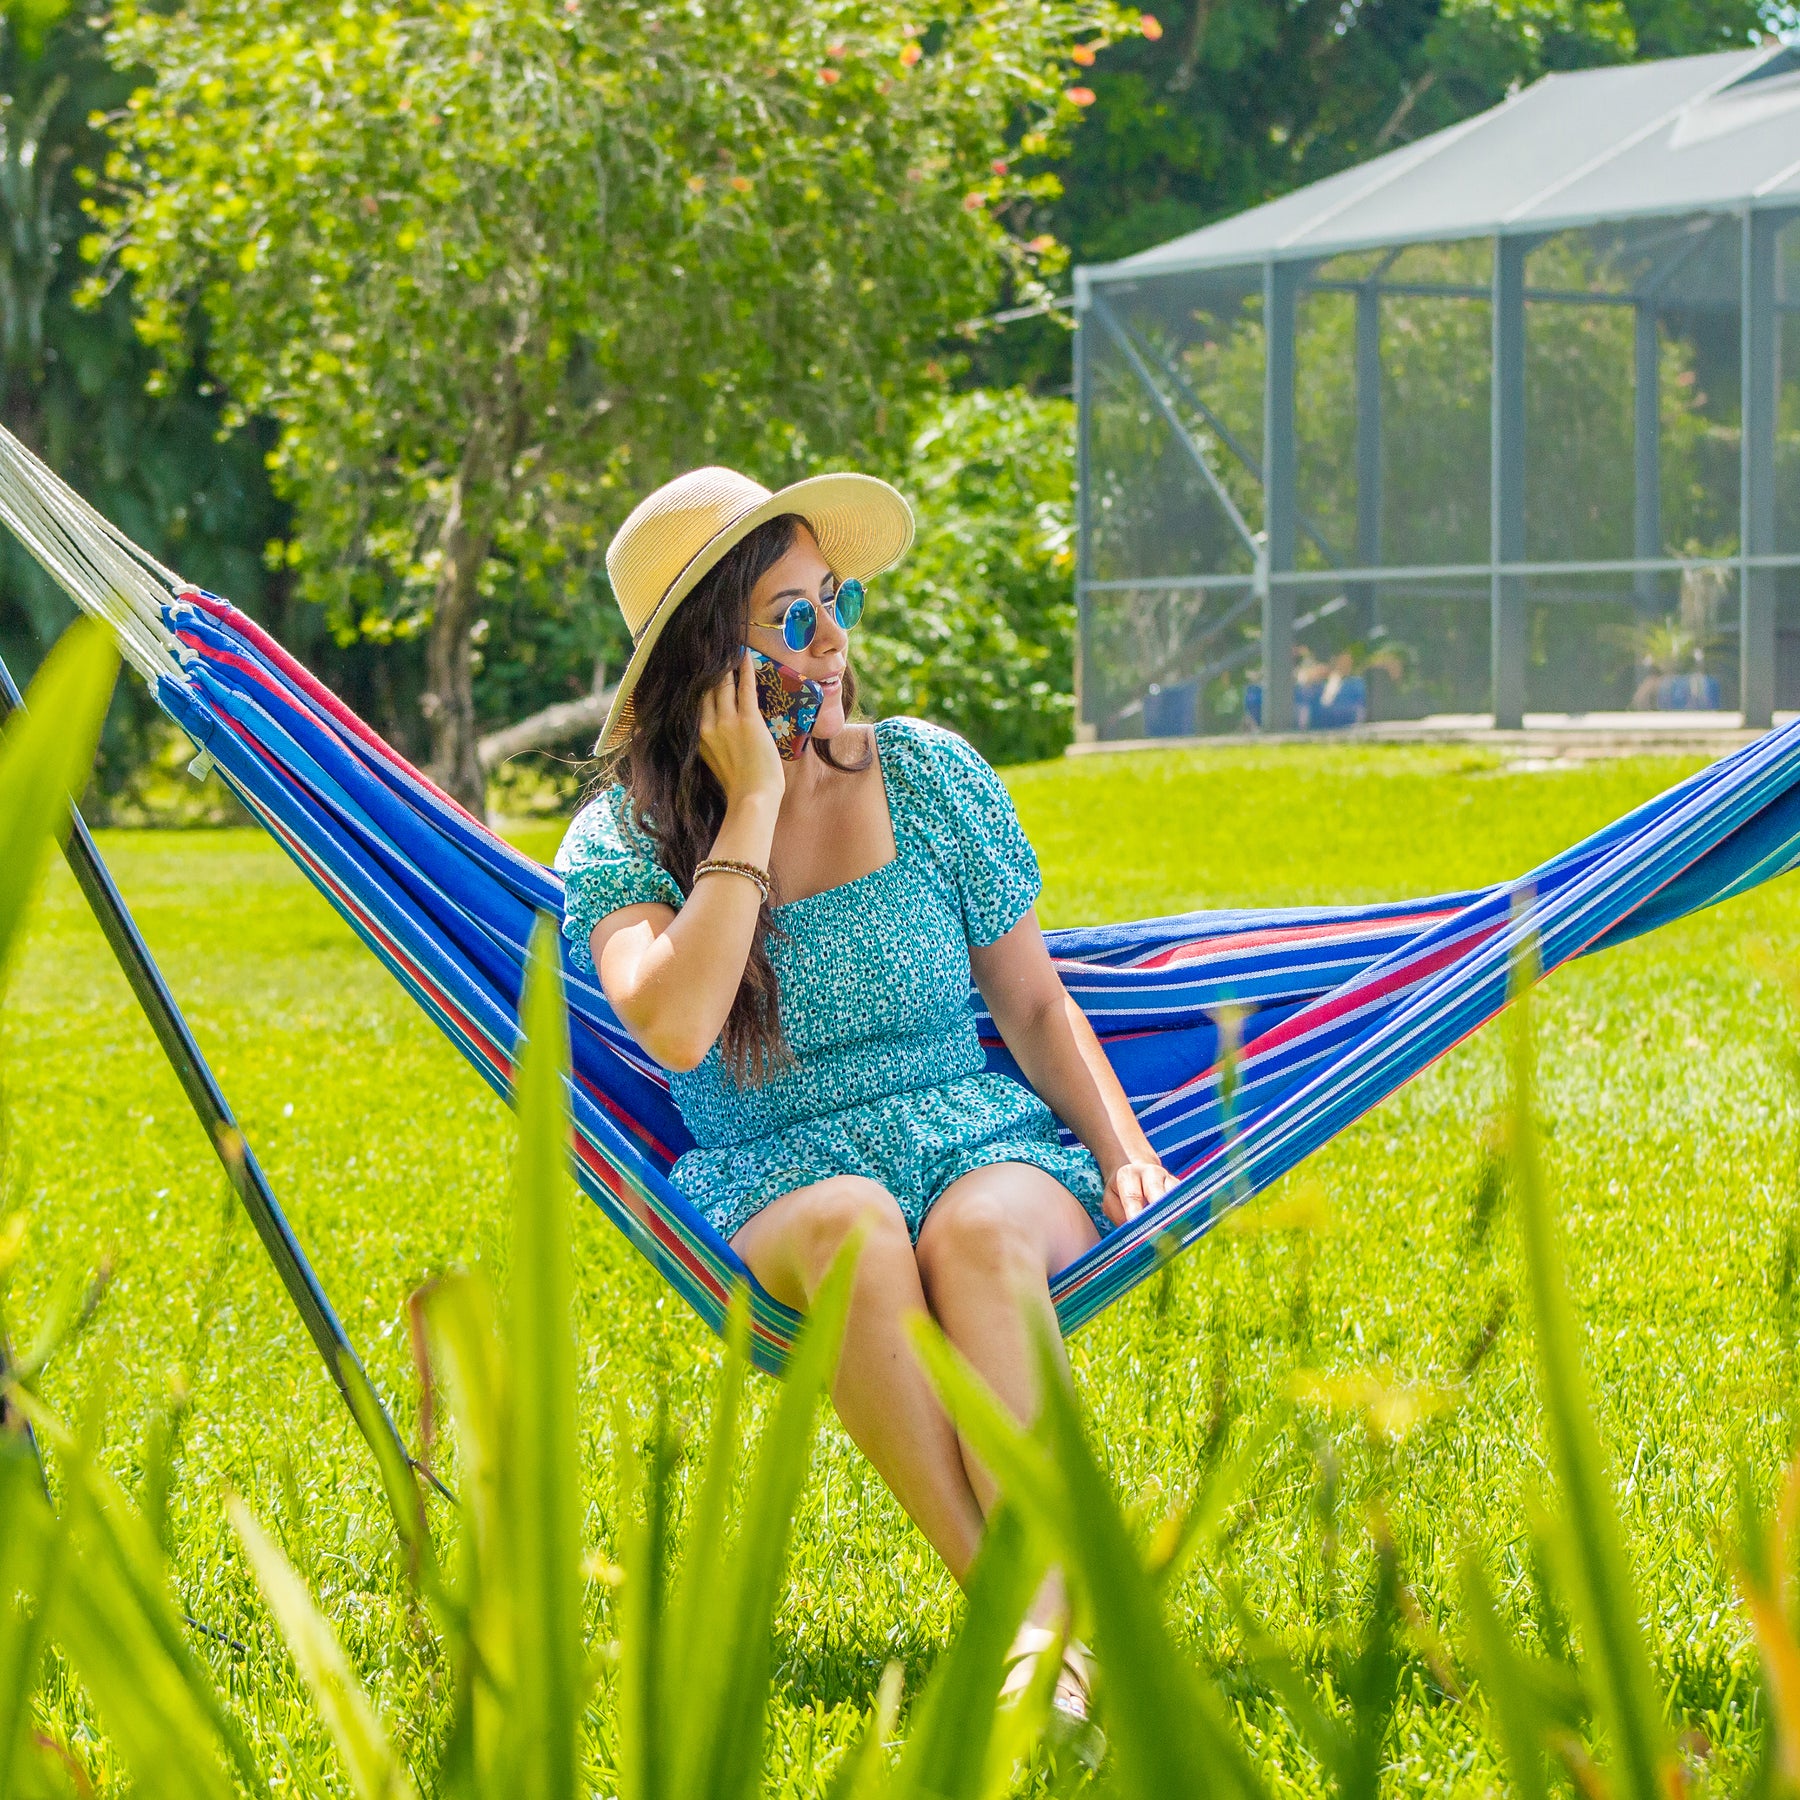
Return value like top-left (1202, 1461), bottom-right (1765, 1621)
top-left (914, 1163), bottom-right (1100, 1626)
top-left (731, 1175), bottom-right (986, 1582)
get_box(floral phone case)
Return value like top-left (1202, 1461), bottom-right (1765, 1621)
top-left (748, 649), bottom-right (823, 760)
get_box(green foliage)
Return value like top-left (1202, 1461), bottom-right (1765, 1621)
top-left (0, 619), bottom-right (115, 986)
top-left (90, 0), bottom-right (1134, 805)
top-left (0, 2), bottom-right (287, 791)
top-left (972, 0), bottom-right (1773, 391)
top-left (860, 388), bottom-right (1078, 765)
top-left (617, 1264), bottom-right (855, 1800)
top-left (997, 0), bottom-right (1769, 295)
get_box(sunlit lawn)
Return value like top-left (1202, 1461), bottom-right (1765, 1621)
top-left (6, 741), bottom-right (1797, 1793)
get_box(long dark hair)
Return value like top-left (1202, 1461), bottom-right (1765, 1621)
top-left (606, 512), bottom-right (869, 1084)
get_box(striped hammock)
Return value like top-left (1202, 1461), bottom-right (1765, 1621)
top-left (5, 425), bottom-right (1799, 1374)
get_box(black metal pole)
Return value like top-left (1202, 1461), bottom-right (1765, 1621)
top-left (0, 650), bottom-right (425, 1490)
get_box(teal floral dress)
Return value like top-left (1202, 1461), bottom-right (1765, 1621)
top-left (556, 717), bottom-right (1107, 1245)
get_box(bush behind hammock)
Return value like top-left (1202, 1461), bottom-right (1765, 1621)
top-left (8, 631), bottom-right (1800, 1792)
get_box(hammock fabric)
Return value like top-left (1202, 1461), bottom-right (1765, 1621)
top-left (6, 430), bottom-right (1800, 1374)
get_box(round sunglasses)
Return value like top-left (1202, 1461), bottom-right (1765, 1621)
top-left (750, 577), bottom-right (865, 652)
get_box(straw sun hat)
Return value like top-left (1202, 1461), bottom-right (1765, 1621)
top-left (597, 465), bottom-right (915, 752)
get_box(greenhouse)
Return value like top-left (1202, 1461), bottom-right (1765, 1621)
top-left (1073, 44), bottom-right (1800, 739)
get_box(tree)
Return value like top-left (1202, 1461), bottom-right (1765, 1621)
top-left (0, 0), bottom-right (284, 794)
top-left (860, 387), bottom-right (1079, 765)
top-left (971, 0), bottom-right (1777, 390)
top-left (90, 0), bottom-right (1132, 812)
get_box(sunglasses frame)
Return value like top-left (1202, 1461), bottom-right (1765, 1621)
top-left (751, 577), bottom-right (866, 652)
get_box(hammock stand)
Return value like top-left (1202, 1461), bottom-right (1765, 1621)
top-left (4, 420), bottom-right (1800, 1417)
top-left (0, 648), bottom-right (427, 1487)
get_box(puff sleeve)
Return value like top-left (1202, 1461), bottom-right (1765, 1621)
top-left (889, 719), bottom-right (1042, 947)
top-left (554, 787), bottom-right (683, 974)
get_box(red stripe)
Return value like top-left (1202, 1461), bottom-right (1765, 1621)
top-left (1235, 923), bottom-right (1497, 1062)
top-left (183, 591), bottom-right (480, 824)
top-left (1129, 908), bottom-right (1460, 970)
top-left (576, 1070), bottom-right (680, 1166)
top-left (1139, 917), bottom-right (1501, 1115)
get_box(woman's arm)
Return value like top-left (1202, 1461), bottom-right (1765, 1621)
top-left (590, 655), bottom-right (785, 1073)
top-left (970, 912), bottom-right (1173, 1224)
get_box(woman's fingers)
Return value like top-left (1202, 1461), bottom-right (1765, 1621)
top-left (1119, 1165), bottom-right (1146, 1218)
top-left (1106, 1160), bottom-right (1171, 1224)
top-left (701, 658), bottom-right (749, 736)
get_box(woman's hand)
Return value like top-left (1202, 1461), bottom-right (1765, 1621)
top-left (698, 652), bottom-right (784, 812)
top-left (1103, 1158), bottom-right (1174, 1226)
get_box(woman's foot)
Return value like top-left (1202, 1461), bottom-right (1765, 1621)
top-left (1000, 1623), bottom-right (1094, 1724)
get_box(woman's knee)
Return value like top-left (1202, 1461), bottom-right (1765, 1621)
top-left (915, 1187), bottom-right (1043, 1302)
top-left (784, 1175), bottom-right (913, 1287)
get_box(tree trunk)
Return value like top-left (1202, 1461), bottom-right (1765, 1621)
top-left (422, 470), bottom-right (490, 818)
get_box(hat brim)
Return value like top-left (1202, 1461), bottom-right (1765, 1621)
top-left (597, 471), bottom-right (914, 753)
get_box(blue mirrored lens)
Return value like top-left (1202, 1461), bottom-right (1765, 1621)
top-left (834, 577), bottom-right (865, 628)
top-left (781, 599), bottom-right (817, 651)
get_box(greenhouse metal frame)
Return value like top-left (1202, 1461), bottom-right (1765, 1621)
top-left (1074, 45), bottom-right (1800, 738)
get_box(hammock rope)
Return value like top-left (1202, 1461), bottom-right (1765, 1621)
top-left (4, 421), bottom-right (1798, 1373)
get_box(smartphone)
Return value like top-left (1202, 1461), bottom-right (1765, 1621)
top-left (746, 648), bottom-right (823, 761)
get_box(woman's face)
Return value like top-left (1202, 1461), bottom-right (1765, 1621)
top-left (744, 526), bottom-right (852, 740)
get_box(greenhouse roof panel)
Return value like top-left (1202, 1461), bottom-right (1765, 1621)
top-left (1095, 46), bottom-right (1798, 280)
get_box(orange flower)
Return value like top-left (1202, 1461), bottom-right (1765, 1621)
top-left (819, 66), bottom-right (841, 83)
top-left (962, 191), bottom-right (987, 210)
top-left (1064, 85), bottom-right (1096, 105)
top-left (899, 42), bottom-right (921, 65)
top-left (1028, 233), bottom-right (1057, 252)
top-left (686, 174), bottom-right (706, 192)
top-left (826, 40), bottom-right (847, 58)
top-left (991, 158), bottom-right (1008, 175)
top-left (1071, 42), bottom-right (1096, 65)
top-left (730, 174), bottom-right (753, 192)
top-left (1140, 12), bottom-right (1164, 37)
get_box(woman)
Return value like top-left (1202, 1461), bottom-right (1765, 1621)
top-left (557, 465), bottom-right (1172, 1716)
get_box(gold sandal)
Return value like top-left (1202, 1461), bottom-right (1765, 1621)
top-left (1000, 1624), bottom-right (1095, 1723)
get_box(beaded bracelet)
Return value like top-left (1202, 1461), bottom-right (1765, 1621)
top-left (694, 856), bottom-right (771, 905)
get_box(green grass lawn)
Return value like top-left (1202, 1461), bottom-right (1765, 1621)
top-left (7, 742), bottom-right (1800, 1794)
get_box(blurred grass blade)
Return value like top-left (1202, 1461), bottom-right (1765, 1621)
top-left (1505, 960), bottom-right (1669, 1800)
top-left (230, 1497), bottom-right (417, 1800)
top-left (664, 1286), bottom-right (752, 1710)
top-left (1460, 1551), bottom-right (1555, 1800)
top-left (913, 1312), bottom-right (1271, 1800)
top-left (340, 1353), bottom-right (441, 1598)
top-left (0, 1437), bottom-right (61, 1792)
top-left (1150, 1408), bottom-right (1283, 1591)
top-left (1032, 1336), bottom-right (1271, 1800)
top-left (1239, 1531), bottom-right (1427, 1800)
top-left (507, 914), bottom-right (582, 1800)
top-left (674, 1237), bottom-right (858, 1800)
top-left (823, 1661), bottom-right (903, 1800)
top-left (414, 1267), bottom-right (499, 1797)
top-left (0, 620), bottom-right (117, 986)
top-left (890, 1504), bottom-right (1043, 1800)
top-left (616, 1392), bottom-right (675, 1800)
top-left (35, 1425), bottom-right (265, 1800)
top-left (422, 1271), bottom-right (503, 1598)
top-left (904, 1318), bottom-right (1065, 1528)
top-left (1735, 1451), bottom-right (1800, 1787)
